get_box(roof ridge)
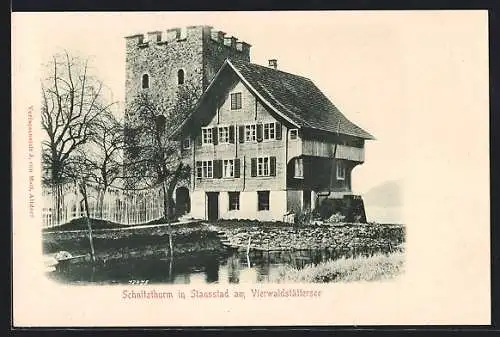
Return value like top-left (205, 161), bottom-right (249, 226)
top-left (228, 58), bottom-right (313, 82)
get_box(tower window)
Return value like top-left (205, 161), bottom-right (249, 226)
top-left (141, 74), bottom-right (149, 89)
top-left (177, 69), bottom-right (185, 85)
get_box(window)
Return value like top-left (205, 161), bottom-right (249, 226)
top-left (141, 74), bottom-right (149, 89)
top-left (290, 129), bottom-right (298, 140)
top-left (257, 157), bottom-right (270, 177)
top-left (182, 138), bottom-right (190, 150)
top-left (228, 192), bottom-right (240, 210)
top-left (202, 127), bottom-right (212, 145)
top-left (258, 191), bottom-right (270, 211)
top-left (245, 124), bottom-right (256, 142)
top-left (263, 122), bottom-right (276, 140)
top-left (218, 126), bottom-right (230, 144)
top-left (196, 160), bottom-right (213, 179)
top-left (230, 92), bottom-right (242, 110)
top-left (203, 161), bottom-right (213, 178)
top-left (223, 159), bottom-right (234, 178)
top-left (177, 69), bottom-right (185, 85)
top-left (294, 158), bottom-right (303, 178)
top-left (336, 160), bottom-right (345, 180)
top-left (156, 33), bottom-right (162, 42)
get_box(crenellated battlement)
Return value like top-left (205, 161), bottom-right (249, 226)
top-left (125, 25), bottom-right (251, 56)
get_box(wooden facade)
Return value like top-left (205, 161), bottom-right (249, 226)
top-left (177, 74), bottom-right (368, 221)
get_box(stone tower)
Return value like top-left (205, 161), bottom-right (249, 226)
top-left (123, 25), bottom-right (251, 187)
top-left (124, 25), bottom-right (251, 124)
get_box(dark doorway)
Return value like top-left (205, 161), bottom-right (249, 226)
top-left (175, 187), bottom-right (190, 217)
top-left (206, 192), bottom-right (219, 221)
top-left (303, 190), bottom-right (311, 211)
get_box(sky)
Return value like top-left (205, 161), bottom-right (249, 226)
top-left (12, 11), bottom-right (488, 198)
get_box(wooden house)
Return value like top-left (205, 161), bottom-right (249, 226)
top-left (172, 58), bottom-right (374, 222)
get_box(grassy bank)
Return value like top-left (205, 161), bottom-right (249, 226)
top-left (42, 217), bottom-right (177, 232)
top-left (43, 221), bottom-right (222, 259)
top-left (269, 252), bottom-right (404, 283)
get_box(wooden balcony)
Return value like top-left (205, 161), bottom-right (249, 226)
top-left (336, 144), bottom-right (365, 162)
top-left (302, 140), bottom-right (364, 162)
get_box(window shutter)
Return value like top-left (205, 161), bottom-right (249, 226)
top-left (214, 160), bottom-right (223, 179)
top-left (180, 140), bottom-right (184, 153)
top-left (256, 123), bottom-right (263, 142)
top-left (251, 158), bottom-right (257, 177)
top-left (212, 127), bottom-right (218, 145)
top-left (197, 132), bottom-right (202, 146)
top-left (239, 125), bottom-right (245, 143)
top-left (195, 161), bottom-right (202, 178)
top-left (270, 156), bottom-right (276, 176)
top-left (234, 158), bottom-right (241, 178)
top-left (275, 122), bottom-right (282, 140)
top-left (229, 125), bottom-right (235, 143)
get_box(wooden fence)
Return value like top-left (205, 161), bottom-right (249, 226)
top-left (42, 182), bottom-right (166, 228)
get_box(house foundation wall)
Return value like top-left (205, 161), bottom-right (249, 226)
top-left (190, 190), bottom-right (287, 221)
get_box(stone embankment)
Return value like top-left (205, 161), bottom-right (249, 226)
top-left (43, 221), bottom-right (226, 260)
top-left (210, 222), bottom-right (405, 252)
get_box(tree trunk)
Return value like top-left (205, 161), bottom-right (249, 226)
top-left (98, 187), bottom-right (107, 219)
top-left (80, 182), bottom-right (96, 263)
top-left (162, 180), bottom-right (173, 257)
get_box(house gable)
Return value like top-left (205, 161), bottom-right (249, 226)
top-left (205, 80), bottom-right (277, 128)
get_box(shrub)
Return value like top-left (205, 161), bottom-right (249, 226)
top-left (294, 210), bottom-right (314, 226)
top-left (325, 212), bottom-right (346, 224)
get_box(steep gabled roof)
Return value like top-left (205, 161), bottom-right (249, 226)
top-left (172, 58), bottom-right (374, 140)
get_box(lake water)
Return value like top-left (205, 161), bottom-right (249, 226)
top-left (46, 247), bottom-right (391, 285)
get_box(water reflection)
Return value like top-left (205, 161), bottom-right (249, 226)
top-left (47, 247), bottom-right (396, 285)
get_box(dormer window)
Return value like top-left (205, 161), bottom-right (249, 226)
top-left (177, 69), bottom-right (185, 85)
top-left (141, 74), bottom-right (149, 89)
top-left (230, 92), bottom-right (242, 110)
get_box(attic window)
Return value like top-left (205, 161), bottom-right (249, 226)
top-left (230, 92), bottom-right (242, 110)
top-left (290, 129), bottom-right (298, 140)
top-left (141, 74), bottom-right (149, 89)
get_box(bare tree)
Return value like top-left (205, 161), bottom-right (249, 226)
top-left (82, 111), bottom-right (124, 217)
top-left (124, 86), bottom-right (196, 255)
top-left (40, 51), bottom-right (115, 222)
top-left (124, 87), bottom-right (194, 219)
